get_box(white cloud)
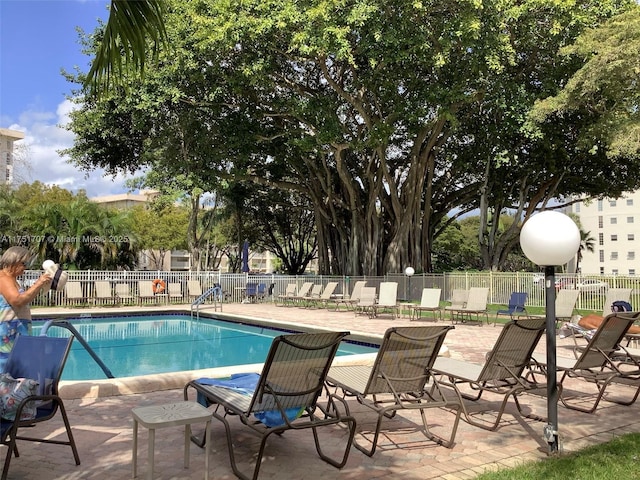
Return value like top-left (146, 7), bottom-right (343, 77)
top-left (9, 99), bottom-right (139, 198)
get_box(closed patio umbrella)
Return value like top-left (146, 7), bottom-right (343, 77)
top-left (241, 239), bottom-right (250, 273)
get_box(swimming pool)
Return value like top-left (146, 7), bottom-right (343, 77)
top-left (35, 313), bottom-right (378, 381)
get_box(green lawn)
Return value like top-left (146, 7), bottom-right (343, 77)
top-left (474, 433), bottom-right (640, 479)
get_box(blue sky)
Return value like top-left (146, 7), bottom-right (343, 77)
top-left (0, 0), bottom-right (136, 197)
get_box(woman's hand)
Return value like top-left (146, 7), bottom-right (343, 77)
top-left (37, 273), bottom-right (52, 289)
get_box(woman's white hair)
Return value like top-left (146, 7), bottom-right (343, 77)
top-left (0, 246), bottom-right (32, 269)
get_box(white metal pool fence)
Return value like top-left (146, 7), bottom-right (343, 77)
top-left (22, 269), bottom-right (640, 314)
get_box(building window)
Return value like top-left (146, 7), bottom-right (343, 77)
top-left (630, 269), bottom-right (636, 276)
top-left (628, 216), bottom-right (634, 224)
top-left (612, 269), bottom-right (619, 275)
top-left (611, 252), bottom-right (618, 260)
top-left (599, 233), bottom-right (604, 245)
top-left (599, 250), bottom-right (605, 262)
top-left (598, 216), bottom-right (603, 228)
top-left (611, 217), bottom-right (617, 225)
top-left (611, 234), bottom-right (618, 241)
top-left (610, 200), bottom-right (617, 207)
top-left (629, 234), bottom-right (635, 241)
top-left (628, 251), bottom-right (635, 260)
top-left (627, 199), bottom-right (634, 206)
top-left (598, 200), bottom-right (603, 212)
top-left (575, 203), bottom-right (580, 213)
top-left (600, 267), bottom-right (605, 275)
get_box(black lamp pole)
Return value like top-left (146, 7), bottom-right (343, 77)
top-left (544, 265), bottom-right (559, 453)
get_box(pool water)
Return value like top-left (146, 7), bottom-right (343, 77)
top-left (35, 314), bottom-right (377, 381)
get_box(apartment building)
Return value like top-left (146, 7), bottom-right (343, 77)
top-left (91, 191), bottom-right (277, 272)
top-left (0, 128), bottom-right (24, 185)
top-left (569, 192), bottom-right (640, 275)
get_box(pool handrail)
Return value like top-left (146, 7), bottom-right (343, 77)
top-left (40, 319), bottom-right (115, 379)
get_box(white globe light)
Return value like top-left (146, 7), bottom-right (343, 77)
top-left (520, 211), bottom-right (580, 266)
top-left (42, 259), bottom-right (55, 270)
top-left (405, 267), bottom-right (415, 276)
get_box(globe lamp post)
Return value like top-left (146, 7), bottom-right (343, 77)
top-left (405, 267), bottom-right (415, 302)
top-left (520, 211), bottom-right (580, 454)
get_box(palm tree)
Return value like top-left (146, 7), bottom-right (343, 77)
top-left (85, 0), bottom-right (168, 94)
top-left (576, 229), bottom-right (596, 274)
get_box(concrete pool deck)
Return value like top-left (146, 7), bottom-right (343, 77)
top-left (10, 302), bottom-right (640, 479)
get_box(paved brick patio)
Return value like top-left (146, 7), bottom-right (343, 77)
top-left (6, 303), bottom-right (640, 479)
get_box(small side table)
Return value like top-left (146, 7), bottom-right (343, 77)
top-left (132, 401), bottom-right (211, 480)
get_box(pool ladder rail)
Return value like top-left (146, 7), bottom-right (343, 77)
top-left (191, 286), bottom-right (223, 321)
top-left (40, 319), bottom-right (115, 379)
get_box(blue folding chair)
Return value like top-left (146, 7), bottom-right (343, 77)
top-left (494, 292), bottom-right (528, 325)
top-left (0, 335), bottom-right (80, 479)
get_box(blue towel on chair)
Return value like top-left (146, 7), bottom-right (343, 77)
top-left (195, 373), bottom-right (303, 427)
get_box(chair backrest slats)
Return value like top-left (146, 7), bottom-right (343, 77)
top-left (419, 288), bottom-right (441, 308)
top-left (574, 312), bottom-right (640, 369)
top-left (478, 317), bottom-right (546, 382)
top-left (377, 282), bottom-right (398, 307)
top-left (364, 326), bottom-right (453, 395)
top-left (248, 331), bottom-right (349, 413)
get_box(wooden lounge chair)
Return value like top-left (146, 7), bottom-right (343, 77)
top-left (448, 287), bottom-right (489, 325)
top-left (184, 331), bottom-right (356, 480)
top-left (326, 325), bottom-right (461, 456)
top-left (528, 311), bottom-right (640, 414)
top-left (412, 288), bottom-right (443, 321)
top-left (372, 282), bottom-right (399, 318)
top-left (0, 335), bottom-right (80, 479)
top-left (432, 317), bottom-right (547, 431)
top-left (334, 280), bottom-right (367, 311)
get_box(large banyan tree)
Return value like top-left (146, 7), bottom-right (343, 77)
top-left (70, 0), bottom-right (640, 275)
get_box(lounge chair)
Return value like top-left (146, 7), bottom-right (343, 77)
top-left (301, 283), bottom-right (323, 307)
top-left (411, 288), bottom-right (443, 321)
top-left (94, 281), bottom-right (115, 305)
top-left (275, 283), bottom-right (297, 306)
top-left (448, 287), bottom-right (489, 325)
top-left (354, 286), bottom-right (377, 317)
top-left (64, 281), bottom-right (84, 306)
top-left (334, 280), bottom-right (367, 311)
top-left (443, 289), bottom-right (468, 319)
top-left (528, 311), bottom-right (640, 413)
top-left (0, 335), bottom-right (80, 479)
top-left (493, 292), bottom-right (528, 325)
top-left (167, 282), bottom-right (183, 302)
top-left (137, 280), bottom-right (157, 305)
top-left (184, 331), bottom-right (356, 480)
top-left (114, 283), bottom-right (135, 305)
top-left (432, 317), bottom-right (547, 431)
top-left (601, 288), bottom-right (633, 317)
top-left (326, 325), bottom-right (461, 455)
top-left (372, 282), bottom-right (399, 318)
top-left (288, 282), bottom-right (313, 306)
top-left (554, 289), bottom-right (580, 325)
top-left (187, 280), bottom-right (203, 302)
top-left (312, 281), bottom-right (339, 309)
top-left (243, 282), bottom-right (258, 303)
